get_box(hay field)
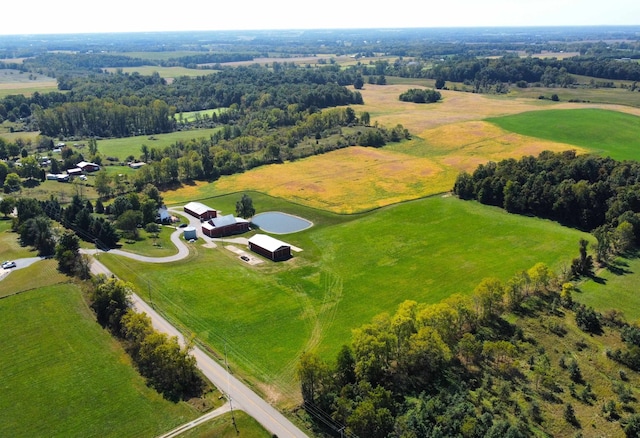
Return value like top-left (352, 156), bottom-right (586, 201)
top-left (179, 147), bottom-right (448, 213)
top-left (162, 86), bottom-right (639, 212)
top-left (0, 69), bottom-right (57, 97)
top-left (393, 120), bottom-right (588, 173)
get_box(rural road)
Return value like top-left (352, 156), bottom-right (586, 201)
top-left (84, 216), bottom-right (309, 438)
top-left (89, 256), bottom-right (309, 438)
top-left (4, 207), bottom-right (309, 437)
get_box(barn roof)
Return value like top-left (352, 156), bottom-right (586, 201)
top-left (212, 214), bottom-right (248, 228)
top-left (248, 234), bottom-right (290, 252)
top-left (184, 202), bottom-right (215, 215)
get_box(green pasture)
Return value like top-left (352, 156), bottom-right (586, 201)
top-left (100, 194), bottom-right (590, 399)
top-left (0, 283), bottom-right (197, 438)
top-left (96, 128), bottom-right (221, 161)
top-left (13, 178), bottom-right (98, 203)
top-left (578, 255), bottom-right (640, 322)
top-left (487, 109), bottom-right (640, 161)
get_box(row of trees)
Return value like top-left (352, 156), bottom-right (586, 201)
top-left (90, 276), bottom-right (205, 401)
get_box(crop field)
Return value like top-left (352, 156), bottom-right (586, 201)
top-left (101, 195), bottom-right (590, 402)
top-left (0, 283), bottom-right (197, 437)
top-left (487, 108), bottom-right (640, 161)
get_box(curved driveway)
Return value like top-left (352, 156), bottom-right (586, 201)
top-left (85, 207), bottom-right (309, 438)
top-left (5, 207), bottom-right (309, 437)
top-left (80, 225), bottom-right (189, 263)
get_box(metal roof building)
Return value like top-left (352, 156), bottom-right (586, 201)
top-left (248, 234), bottom-right (291, 261)
top-left (202, 214), bottom-right (250, 238)
top-left (183, 202), bottom-right (217, 221)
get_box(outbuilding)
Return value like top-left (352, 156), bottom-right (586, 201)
top-left (202, 214), bottom-right (250, 238)
top-left (67, 168), bottom-right (83, 177)
top-left (248, 234), bottom-right (291, 261)
top-left (183, 226), bottom-right (197, 240)
top-left (76, 161), bottom-right (101, 172)
top-left (183, 202), bottom-right (217, 221)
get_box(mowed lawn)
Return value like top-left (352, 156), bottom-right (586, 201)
top-left (100, 195), bottom-right (590, 401)
top-left (0, 283), bottom-right (197, 437)
top-left (487, 108), bottom-right (640, 161)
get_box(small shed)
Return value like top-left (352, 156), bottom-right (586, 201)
top-left (202, 214), bottom-right (250, 238)
top-left (248, 234), bottom-right (291, 261)
top-left (67, 168), bottom-right (82, 177)
top-left (183, 226), bottom-right (197, 240)
top-left (183, 202), bottom-right (217, 221)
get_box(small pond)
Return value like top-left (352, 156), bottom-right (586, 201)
top-left (251, 212), bottom-right (312, 234)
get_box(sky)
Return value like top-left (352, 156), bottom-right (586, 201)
top-left (2, 0), bottom-right (640, 35)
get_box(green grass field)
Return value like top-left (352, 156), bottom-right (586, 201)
top-left (487, 109), bottom-right (640, 161)
top-left (0, 283), bottom-right (198, 437)
top-left (104, 66), bottom-right (209, 78)
top-left (0, 219), bottom-right (35, 263)
top-left (97, 128), bottom-right (221, 161)
top-left (577, 255), bottom-right (640, 322)
top-left (100, 194), bottom-right (590, 401)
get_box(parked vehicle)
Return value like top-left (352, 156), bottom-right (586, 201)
top-left (2, 261), bottom-right (16, 269)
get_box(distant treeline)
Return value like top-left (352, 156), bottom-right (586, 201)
top-left (2, 64), bottom-right (364, 137)
top-left (21, 52), bottom-right (260, 76)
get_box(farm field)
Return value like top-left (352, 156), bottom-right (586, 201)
top-left (0, 68), bottom-right (57, 98)
top-left (96, 128), bottom-right (221, 161)
top-left (0, 282), bottom-right (198, 437)
top-left (487, 108), bottom-right (640, 161)
top-left (100, 194), bottom-right (591, 403)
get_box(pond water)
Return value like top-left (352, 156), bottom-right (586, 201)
top-left (251, 212), bottom-right (312, 234)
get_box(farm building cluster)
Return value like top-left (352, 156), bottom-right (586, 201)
top-left (46, 160), bottom-right (101, 182)
top-left (181, 201), bottom-right (292, 261)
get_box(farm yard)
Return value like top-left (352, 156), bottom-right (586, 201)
top-left (3, 27), bottom-right (640, 438)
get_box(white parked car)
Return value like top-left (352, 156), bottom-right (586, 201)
top-left (2, 261), bottom-right (16, 269)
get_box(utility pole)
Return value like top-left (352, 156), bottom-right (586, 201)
top-left (225, 343), bottom-right (239, 435)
